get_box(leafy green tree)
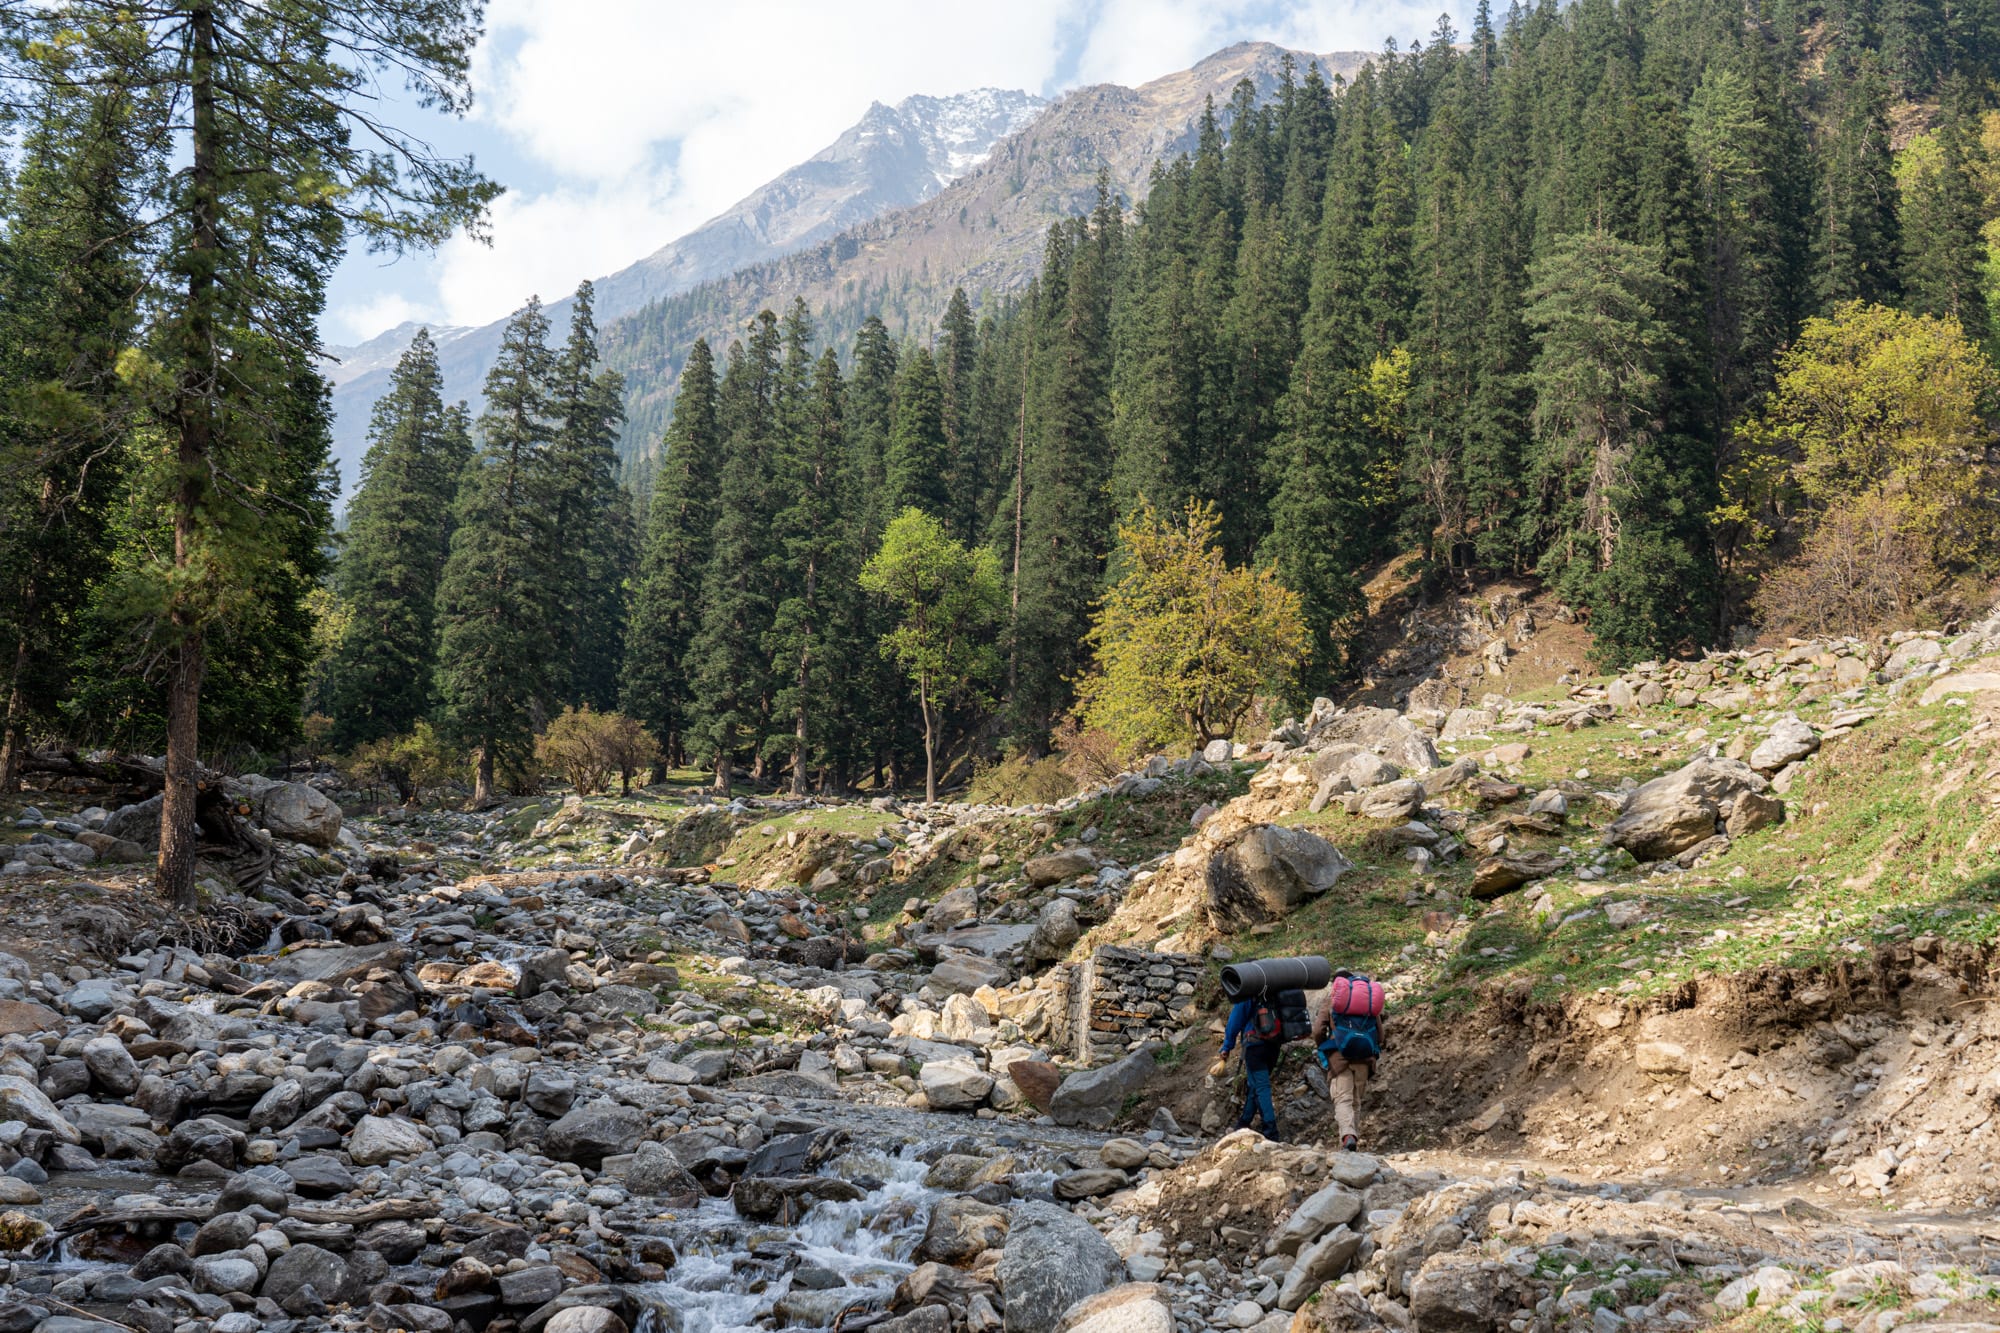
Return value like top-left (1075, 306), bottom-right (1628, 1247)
top-left (1078, 500), bottom-right (1305, 750)
top-left (620, 338), bottom-right (719, 767)
top-left (320, 330), bottom-right (471, 748)
top-left (435, 300), bottom-right (556, 805)
top-left (860, 508), bottom-right (1005, 803)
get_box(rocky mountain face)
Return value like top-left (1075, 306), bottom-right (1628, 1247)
top-left (606, 42), bottom-right (1371, 456)
top-left (321, 88), bottom-right (1044, 503)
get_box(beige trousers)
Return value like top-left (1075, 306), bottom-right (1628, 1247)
top-left (1325, 1054), bottom-right (1370, 1140)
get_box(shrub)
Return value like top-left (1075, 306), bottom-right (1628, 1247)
top-left (536, 706), bottom-right (658, 796)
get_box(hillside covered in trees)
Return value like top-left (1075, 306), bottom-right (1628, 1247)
top-left (9, 0), bottom-right (2000, 814)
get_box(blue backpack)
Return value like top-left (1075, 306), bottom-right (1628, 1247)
top-left (1326, 1014), bottom-right (1381, 1062)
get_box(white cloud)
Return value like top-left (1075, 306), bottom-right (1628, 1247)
top-left (328, 291), bottom-right (428, 346)
top-left (337, 0), bottom-right (1465, 338)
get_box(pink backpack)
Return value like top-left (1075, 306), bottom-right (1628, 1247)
top-left (1326, 974), bottom-right (1384, 1018)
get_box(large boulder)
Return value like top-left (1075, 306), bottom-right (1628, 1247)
top-left (257, 782), bottom-right (342, 847)
top-left (100, 794), bottom-right (166, 850)
top-left (544, 1101), bottom-right (645, 1167)
top-left (346, 1115), bottom-right (430, 1166)
top-left (624, 1142), bottom-right (701, 1199)
top-left (1311, 707), bottom-right (1438, 773)
top-left (1025, 848), bottom-right (1097, 887)
top-left (923, 884), bottom-right (981, 931)
top-left (996, 1201), bottom-right (1126, 1333)
top-left (1050, 1047), bottom-right (1157, 1130)
top-left (918, 1195), bottom-right (1011, 1266)
top-left (1058, 1285), bottom-right (1174, 1333)
top-left (1274, 1182), bottom-right (1362, 1255)
top-left (918, 1060), bottom-right (994, 1112)
top-left (261, 1243), bottom-right (355, 1314)
top-left (930, 953), bottom-right (1010, 995)
top-left (1204, 824), bottom-right (1352, 931)
top-left (1407, 1252), bottom-right (1532, 1333)
top-left (0, 1075), bottom-right (81, 1144)
top-left (1278, 1225), bottom-right (1364, 1310)
top-left (1025, 897), bottom-right (1081, 965)
top-left (1603, 757), bottom-right (1767, 861)
top-left (1749, 716), bottom-right (1819, 772)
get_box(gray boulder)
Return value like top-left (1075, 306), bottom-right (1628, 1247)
top-left (100, 795), bottom-right (165, 850)
top-left (545, 1100), bottom-right (645, 1166)
top-left (625, 1141), bottom-right (701, 1199)
top-left (1025, 897), bottom-right (1081, 965)
top-left (257, 781), bottom-right (342, 847)
top-left (923, 884), bottom-right (981, 931)
top-left (346, 1114), bottom-right (430, 1166)
top-left (1050, 1046), bottom-right (1157, 1130)
top-left (1204, 824), bottom-right (1352, 932)
top-left (1277, 1224), bottom-right (1363, 1310)
top-left (996, 1201), bottom-right (1126, 1333)
top-left (919, 1059), bottom-right (993, 1112)
top-left (82, 1036), bottom-right (139, 1096)
top-left (1749, 716), bottom-right (1819, 772)
top-left (1274, 1181), bottom-right (1362, 1255)
top-left (930, 952), bottom-right (1010, 995)
top-left (1604, 757), bottom-right (1767, 861)
top-left (1025, 848), bottom-right (1097, 887)
top-left (0, 1074), bottom-right (81, 1143)
top-left (261, 1243), bottom-right (354, 1314)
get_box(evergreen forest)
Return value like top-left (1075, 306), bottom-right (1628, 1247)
top-left (9, 0), bottom-right (2000, 825)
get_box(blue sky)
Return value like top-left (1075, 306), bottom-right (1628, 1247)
top-left (325, 0), bottom-right (1470, 346)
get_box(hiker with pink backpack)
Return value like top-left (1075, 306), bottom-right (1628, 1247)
top-left (1312, 969), bottom-right (1385, 1152)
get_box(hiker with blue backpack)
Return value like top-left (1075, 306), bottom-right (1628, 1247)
top-left (1218, 990), bottom-right (1292, 1141)
top-left (1312, 969), bottom-right (1385, 1152)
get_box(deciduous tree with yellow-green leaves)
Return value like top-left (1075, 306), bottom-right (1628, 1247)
top-left (1077, 499), bottom-right (1306, 753)
top-left (1725, 301), bottom-right (1999, 632)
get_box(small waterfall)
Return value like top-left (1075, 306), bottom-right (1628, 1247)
top-left (636, 1149), bottom-right (938, 1333)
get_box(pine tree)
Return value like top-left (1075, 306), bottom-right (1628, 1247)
top-left (9, 0), bottom-right (495, 906)
top-left (436, 299), bottom-right (557, 803)
top-left (1014, 199), bottom-right (1119, 746)
top-left (767, 348), bottom-right (851, 792)
top-left (936, 288), bottom-right (985, 538)
top-left (1814, 57), bottom-right (1901, 307)
top-left (321, 330), bottom-right (472, 748)
top-left (1898, 91), bottom-right (1990, 343)
top-left (685, 315), bottom-right (782, 792)
top-left (541, 281), bottom-right (631, 710)
top-left (884, 345), bottom-right (951, 522)
top-left (0, 38), bottom-right (149, 790)
top-left (621, 339), bottom-right (720, 768)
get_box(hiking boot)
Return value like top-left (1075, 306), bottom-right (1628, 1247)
top-left (1341, 1135), bottom-right (1358, 1152)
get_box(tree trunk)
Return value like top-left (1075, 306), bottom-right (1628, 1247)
top-left (714, 750), bottom-right (731, 797)
top-left (920, 680), bottom-right (937, 805)
top-left (159, 0), bottom-right (220, 912)
top-left (473, 746), bottom-right (494, 805)
top-left (157, 636), bottom-right (205, 911)
top-left (0, 638), bottom-right (29, 796)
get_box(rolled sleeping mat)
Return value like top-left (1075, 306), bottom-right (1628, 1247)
top-left (1219, 954), bottom-right (1330, 1000)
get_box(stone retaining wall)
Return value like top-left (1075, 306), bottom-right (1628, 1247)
top-left (1049, 944), bottom-right (1203, 1064)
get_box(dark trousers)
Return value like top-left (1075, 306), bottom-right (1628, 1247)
top-left (1235, 1042), bottom-right (1279, 1134)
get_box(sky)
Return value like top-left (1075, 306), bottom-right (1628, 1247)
top-left (324, 0), bottom-right (1467, 348)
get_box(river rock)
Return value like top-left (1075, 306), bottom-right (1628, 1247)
top-left (1050, 1047), bottom-right (1158, 1130)
top-left (997, 1201), bottom-right (1127, 1333)
top-left (1054, 1168), bottom-right (1128, 1200)
top-left (1204, 824), bottom-right (1352, 931)
top-left (0, 1001), bottom-right (61, 1036)
top-left (918, 1195), bottom-right (1011, 1265)
top-left (1098, 1139), bottom-right (1149, 1170)
top-left (346, 1114), bottom-right (430, 1166)
top-left (624, 1141), bottom-right (700, 1199)
top-left (1057, 1284), bottom-right (1175, 1333)
top-left (919, 1059), bottom-right (994, 1111)
top-left (0, 1075), bottom-right (80, 1144)
top-left (924, 884), bottom-right (981, 931)
top-left (80, 1036), bottom-right (139, 1096)
top-left (930, 953), bottom-right (1010, 994)
top-left (1009, 1060), bottom-right (1062, 1113)
top-left (257, 781), bottom-right (343, 847)
top-left (545, 1100), bottom-right (645, 1166)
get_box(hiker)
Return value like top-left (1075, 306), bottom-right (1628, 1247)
top-left (1216, 992), bottom-right (1289, 1141)
top-left (1312, 969), bottom-right (1385, 1152)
